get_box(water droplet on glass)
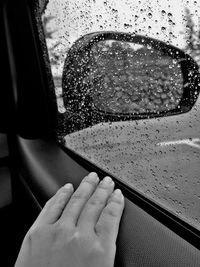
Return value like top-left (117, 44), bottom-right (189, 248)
top-left (161, 10), bottom-right (166, 15)
top-left (167, 12), bottom-right (172, 18)
top-left (103, 0), bottom-right (108, 6)
top-left (168, 19), bottom-right (173, 25)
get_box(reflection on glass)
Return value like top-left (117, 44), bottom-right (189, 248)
top-left (86, 40), bottom-right (184, 114)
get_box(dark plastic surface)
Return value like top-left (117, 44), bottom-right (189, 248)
top-left (16, 136), bottom-right (200, 266)
top-left (0, 167), bottom-right (11, 208)
top-left (3, 0), bottom-right (57, 138)
top-left (0, 1), bottom-right (13, 133)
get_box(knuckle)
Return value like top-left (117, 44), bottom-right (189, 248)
top-left (89, 198), bottom-right (105, 207)
top-left (50, 224), bottom-right (69, 241)
top-left (72, 230), bottom-right (82, 240)
top-left (28, 226), bottom-right (40, 236)
top-left (26, 225), bottom-right (63, 245)
top-left (71, 192), bottom-right (88, 202)
top-left (105, 207), bottom-right (118, 218)
top-left (109, 197), bottom-right (123, 205)
top-left (49, 230), bottom-right (61, 243)
top-left (92, 240), bottom-right (105, 254)
top-left (98, 183), bottom-right (111, 190)
top-left (54, 221), bottom-right (70, 234)
top-left (83, 179), bottom-right (98, 187)
top-left (69, 230), bottom-right (84, 244)
top-left (27, 226), bottom-right (41, 241)
top-left (54, 223), bottom-right (65, 234)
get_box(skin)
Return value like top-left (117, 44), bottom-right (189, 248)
top-left (15, 172), bottom-right (125, 267)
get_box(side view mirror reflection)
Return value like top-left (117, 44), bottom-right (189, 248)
top-left (88, 40), bottom-right (183, 114)
top-left (62, 32), bottom-right (200, 131)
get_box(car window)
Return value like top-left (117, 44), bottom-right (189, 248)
top-left (42, 0), bottom-right (200, 231)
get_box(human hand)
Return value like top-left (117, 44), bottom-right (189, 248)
top-left (15, 172), bottom-right (125, 267)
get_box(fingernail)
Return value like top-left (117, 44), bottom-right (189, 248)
top-left (64, 183), bottom-right (73, 190)
top-left (114, 189), bottom-right (123, 198)
top-left (85, 172), bottom-right (99, 182)
top-left (102, 176), bottom-right (113, 184)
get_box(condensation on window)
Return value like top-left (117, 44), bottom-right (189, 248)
top-left (43, 0), bottom-right (200, 231)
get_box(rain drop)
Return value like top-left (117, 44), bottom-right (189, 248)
top-left (161, 10), bottom-right (166, 15)
top-left (168, 19), bottom-right (173, 25)
top-left (103, 1), bottom-right (108, 6)
top-left (167, 12), bottom-right (172, 18)
top-left (112, 8), bottom-right (118, 14)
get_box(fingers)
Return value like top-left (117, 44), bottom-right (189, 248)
top-left (30, 183), bottom-right (74, 229)
top-left (95, 189), bottom-right (125, 243)
top-left (58, 172), bottom-right (99, 226)
top-left (77, 176), bottom-right (115, 230)
top-left (33, 170), bottom-right (125, 248)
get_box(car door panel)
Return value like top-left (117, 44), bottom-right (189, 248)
top-left (0, 133), bottom-right (11, 208)
top-left (13, 135), bottom-right (200, 266)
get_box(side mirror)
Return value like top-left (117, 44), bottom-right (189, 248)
top-left (62, 32), bottom-right (200, 131)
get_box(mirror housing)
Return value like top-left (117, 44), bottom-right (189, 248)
top-left (62, 32), bottom-right (200, 132)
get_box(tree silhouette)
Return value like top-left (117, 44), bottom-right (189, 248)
top-left (42, 15), bottom-right (56, 39)
top-left (42, 14), bottom-right (68, 69)
top-left (184, 8), bottom-right (200, 63)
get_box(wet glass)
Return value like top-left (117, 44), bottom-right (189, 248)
top-left (42, 0), bottom-right (200, 231)
top-left (81, 40), bottom-right (183, 114)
